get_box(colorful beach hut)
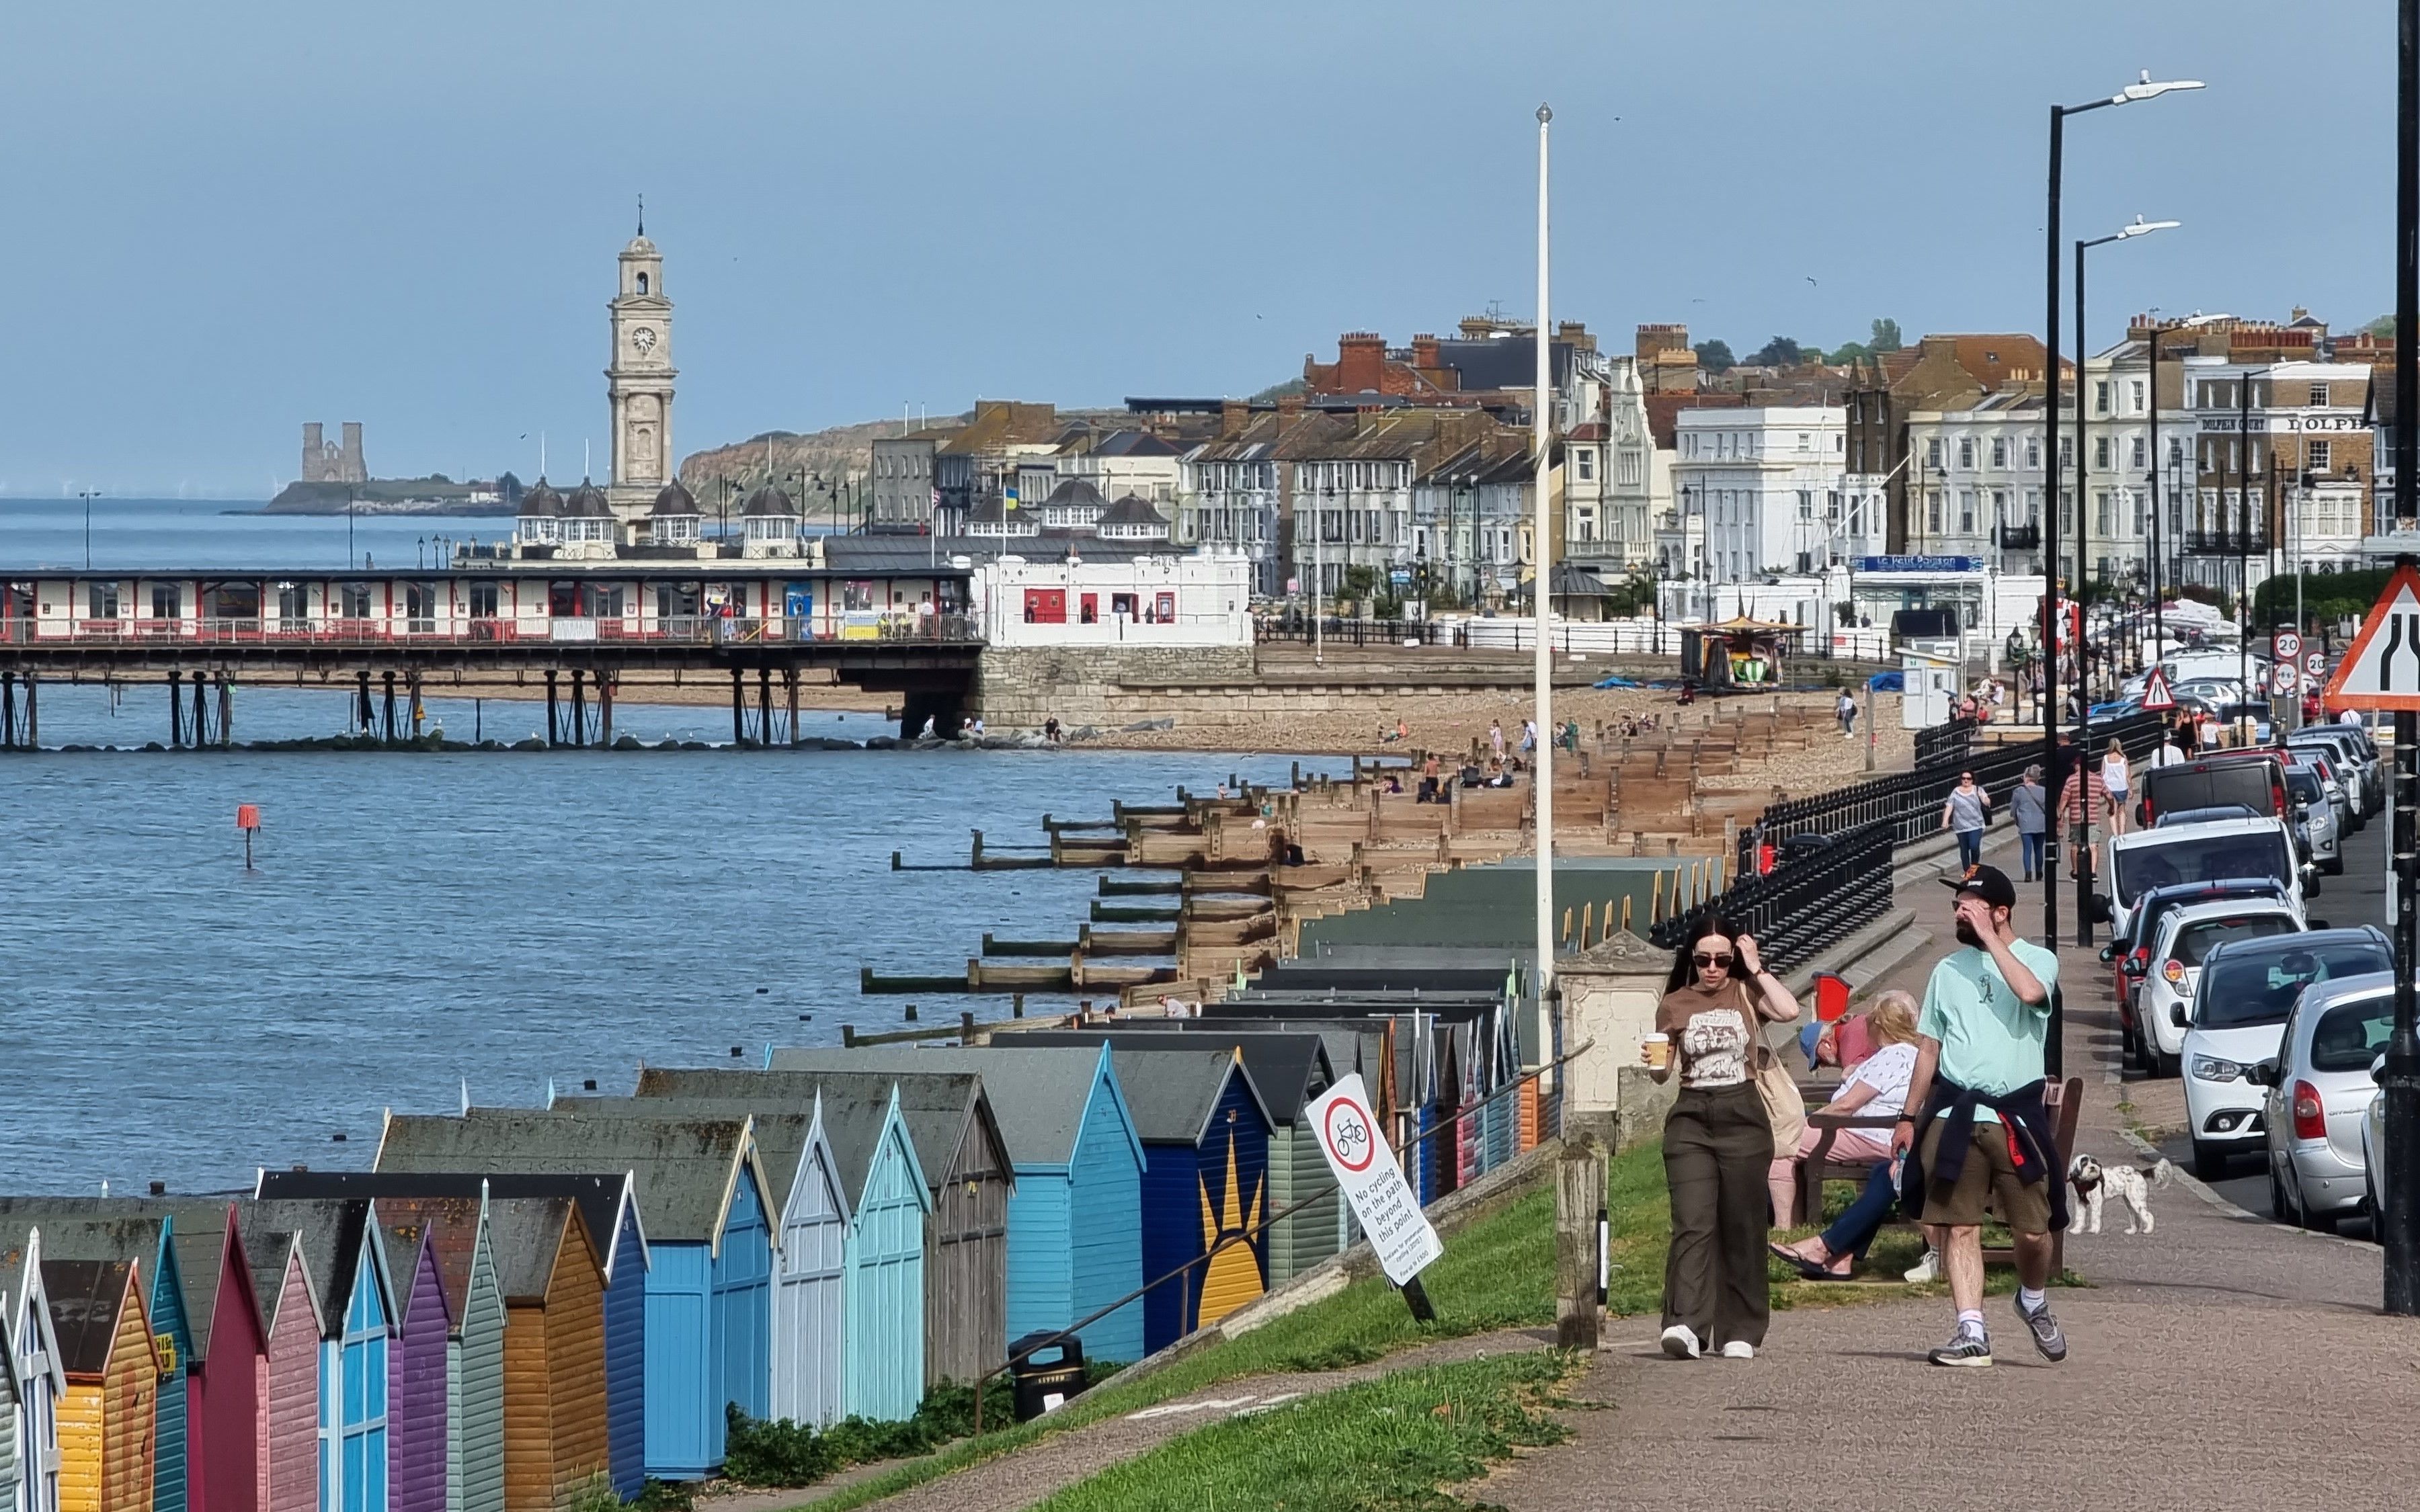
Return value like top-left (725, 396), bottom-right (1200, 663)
top-left (228, 1220), bottom-right (317, 1512)
top-left (152, 1205), bottom-right (266, 1512)
top-left (377, 1111), bottom-right (771, 1479)
top-left (770, 1046), bottom-right (1145, 1365)
top-left (244, 1199), bottom-right (400, 1512)
top-left (485, 1198), bottom-right (609, 1512)
top-left (631, 1068), bottom-right (1014, 1390)
top-left (3, 1230), bottom-right (69, 1512)
top-left (41, 1257), bottom-right (158, 1512)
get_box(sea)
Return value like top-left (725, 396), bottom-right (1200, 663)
top-left (0, 499), bottom-right (1338, 1193)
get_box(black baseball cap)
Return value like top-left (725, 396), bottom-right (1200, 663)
top-left (1940, 864), bottom-right (2017, 909)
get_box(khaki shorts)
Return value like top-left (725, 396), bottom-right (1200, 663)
top-left (1919, 1118), bottom-right (2052, 1234)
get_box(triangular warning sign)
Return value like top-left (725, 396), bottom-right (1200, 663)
top-left (2139, 667), bottom-right (2177, 712)
top-left (2322, 564), bottom-right (2420, 712)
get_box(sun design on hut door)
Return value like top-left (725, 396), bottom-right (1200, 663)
top-left (1196, 1130), bottom-right (1264, 1329)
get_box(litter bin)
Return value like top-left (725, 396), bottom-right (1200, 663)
top-left (1008, 1331), bottom-right (1087, 1421)
top-left (1778, 832), bottom-right (1832, 864)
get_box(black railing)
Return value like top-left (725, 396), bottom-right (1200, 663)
top-left (1913, 716), bottom-right (1979, 767)
top-left (1651, 819), bottom-right (1895, 972)
top-left (1996, 523), bottom-right (2042, 551)
top-left (1254, 616), bottom-right (1451, 647)
top-left (2183, 528), bottom-right (2268, 555)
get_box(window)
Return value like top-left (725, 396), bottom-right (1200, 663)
top-left (1798, 489), bottom-right (1814, 521)
top-left (341, 583), bottom-right (372, 620)
top-left (2169, 435), bottom-right (2185, 465)
top-left (2095, 491), bottom-right (2115, 536)
top-left (1576, 451), bottom-right (1595, 480)
top-left (87, 581), bottom-right (119, 619)
top-left (1992, 488), bottom-right (2008, 524)
top-left (2025, 488), bottom-right (2040, 526)
top-left (636, 271), bottom-right (649, 294)
top-left (277, 583), bottom-right (307, 623)
top-left (2309, 439), bottom-right (2332, 472)
top-left (1990, 437), bottom-right (2008, 468)
top-left (2131, 380), bottom-right (2146, 413)
top-left (151, 583), bottom-right (180, 620)
top-left (1958, 437), bottom-right (1975, 469)
top-left (2026, 437), bottom-right (2042, 470)
top-left (2130, 435), bottom-right (2147, 470)
top-left (1797, 432), bottom-right (1811, 451)
top-left (1927, 437), bottom-right (1943, 468)
top-left (2093, 436), bottom-right (2112, 471)
top-left (2095, 380), bottom-right (2111, 415)
top-left (2058, 437), bottom-right (2073, 470)
top-left (1927, 490), bottom-right (1943, 534)
top-left (2060, 491), bottom-right (2074, 534)
top-left (2311, 382), bottom-right (2331, 407)
top-left (1958, 490), bottom-right (1975, 532)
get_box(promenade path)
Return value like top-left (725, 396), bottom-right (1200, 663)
top-left (1480, 837), bottom-right (2415, 1512)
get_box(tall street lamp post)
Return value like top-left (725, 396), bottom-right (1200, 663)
top-left (2384, 0), bottom-right (2420, 1318)
top-left (2074, 214), bottom-right (2179, 945)
top-left (2042, 70), bottom-right (2202, 981)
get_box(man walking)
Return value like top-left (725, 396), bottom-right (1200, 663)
top-left (1891, 866), bottom-right (2066, 1368)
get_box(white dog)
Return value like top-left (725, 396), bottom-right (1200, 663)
top-left (2068, 1152), bottom-right (2174, 1235)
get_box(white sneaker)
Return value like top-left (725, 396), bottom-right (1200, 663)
top-left (1720, 1341), bottom-right (1755, 1360)
top-left (1903, 1249), bottom-right (1940, 1284)
top-left (1659, 1325), bottom-right (1701, 1359)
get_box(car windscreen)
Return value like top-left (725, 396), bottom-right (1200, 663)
top-left (2284, 769), bottom-right (2323, 802)
top-left (2170, 915), bottom-right (2297, 968)
top-left (2196, 941), bottom-right (2395, 1030)
top-left (2311, 999), bottom-right (2394, 1073)
top-left (2115, 830), bottom-right (2293, 905)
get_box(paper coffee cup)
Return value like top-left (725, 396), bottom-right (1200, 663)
top-left (1642, 1034), bottom-right (1671, 1069)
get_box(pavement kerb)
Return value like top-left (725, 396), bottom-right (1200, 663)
top-left (2111, 1112), bottom-right (2380, 1258)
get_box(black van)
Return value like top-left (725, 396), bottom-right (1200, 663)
top-left (2136, 752), bottom-right (2286, 827)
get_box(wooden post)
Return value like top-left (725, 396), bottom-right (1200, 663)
top-left (1556, 1138), bottom-right (1606, 1350)
top-left (1621, 895), bottom-right (1634, 935)
top-left (1650, 870), bottom-right (1662, 924)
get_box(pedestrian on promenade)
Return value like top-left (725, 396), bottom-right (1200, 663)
top-left (1942, 770), bottom-right (1989, 870)
top-left (1521, 718), bottom-right (1538, 754)
top-left (2009, 765), bottom-right (2048, 882)
top-left (1490, 719), bottom-right (1506, 760)
top-left (1562, 717), bottom-right (1580, 755)
top-left (1890, 866), bottom-right (2066, 1368)
top-left (1837, 688), bottom-right (1857, 738)
top-left (2101, 737), bottom-right (2132, 836)
top-left (2055, 753), bottom-right (2106, 883)
top-left (1644, 915), bottom-right (1802, 1361)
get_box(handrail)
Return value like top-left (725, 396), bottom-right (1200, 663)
top-left (967, 1040), bottom-right (1592, 1437)
top-left (0, 614), bottom-right (983, 649)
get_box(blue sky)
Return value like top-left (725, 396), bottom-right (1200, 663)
top-left (0, 1), bottom-right (2394, 495)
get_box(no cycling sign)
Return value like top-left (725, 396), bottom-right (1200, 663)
top-left (1311, 1074), bottom-right (1443, 1285)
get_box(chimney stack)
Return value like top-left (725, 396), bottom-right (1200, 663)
top-left (1412, 333), bottom-right (1440, 370)
top-left (1336, 332), bottom-right (1387, 396)
top-left (1220, 398), bottom-right (1248, 439)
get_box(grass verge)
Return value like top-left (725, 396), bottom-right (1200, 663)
top-left (1028, 1352), bottom-right (1578, 1512)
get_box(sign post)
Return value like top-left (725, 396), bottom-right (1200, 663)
top-left (2140, 666), bottom-right (2177, 712)
top-left (1309, 1073), bottom-right (1443, 1316)
top-left (2320, 559), bottom-right (2420, 1313)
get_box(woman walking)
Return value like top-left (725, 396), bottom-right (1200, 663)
top-left (1644, 916), bottom-right (1802, 1359)
top-left (2101, 737), bottom-right (2132, 835)
top-left (1942, 770), bottom-right (1989, 870)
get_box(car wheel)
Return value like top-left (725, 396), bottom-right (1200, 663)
top-left (2120, 1015), bottom-right (2142, 1075)
top-left (2290, 1166), bottom-right (2339, 1234)
top-left (2325, 857), bottom-right (2345, 875)
top-left (2269, 1159), bottom-right (2290, 1222)
top-left (2191, 1140), bottom-right (2230, 1182)
top-left (2154, 1048), bottom-right (2179, 1080)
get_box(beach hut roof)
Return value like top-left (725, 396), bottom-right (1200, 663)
top-left (377, 1109), bottom-right (770, 1249)
top-left (246, 1198), bottom-right (393, 1340)
top-left (0, 1233), bottom-right (67, 1400)
top-left (1008, 1032), bottom-right (1332, 1124)
top-left (0, 1200), bottom-right (253, 1359)
top-left (1088, 1048), bottom-right (1275, 1144)
top-left (230, 1212), bottom-right (315, 1339)
top-left (38, 1259), bottom-right (139, 1377)
top-left (482, 1198), bottom-right (584, 1306)
top-left (257, 1169), bottom-right (647, 1284)
top-left (767, 1046), bottom-right (1139, 1170)
top-left (627, 1068), bottom-right (1012, 1199)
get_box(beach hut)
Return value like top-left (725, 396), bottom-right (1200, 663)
top-left (376, 1111), bottom-right (771, 1479)
top-left (770, 1046), bottom-right (1145, 1365)
top-left (3, 1230), bottom-right (69, 1512)
top-left (484, 1199), bottom-right (608, 1512)
top-left (40, 1258), bottom-right (158, 1512)
top-left (229, 1221), bottom-right (317, 1512)
top-left (1014, 1032), bottom-right (1338, 1284)
top-left (629, 1068), bottom-right (1014, 1391)
top-left (151, 1206), bottom-right (265, 1512)
top-left (244, 1200), bottom-right (399, 1512)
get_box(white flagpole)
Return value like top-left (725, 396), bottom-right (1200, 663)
top-left (1533, 103), bottom-right (1557, 1017)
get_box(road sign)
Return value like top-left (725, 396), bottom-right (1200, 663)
top-left (2272, 664), bottom-right (2300, 696)
top-left (1309, 1073), bottom-right (1442, 1285)
top-left (2321, 564), bottom-right (2420, 711)
top-left (2307, 650), bottom-right (2328, 676)
top-left (2276, 630), bottom-right (2304, 666)
top-left (2139, 666), bottom-right (2177, 711)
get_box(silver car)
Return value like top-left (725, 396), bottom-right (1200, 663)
top-left (2251, 971), bottom-right (2398, 1232)
top-left (2282, 764), bottom-right (2342, 876)
top-left (2290, 728), bottom-right (2380, 821)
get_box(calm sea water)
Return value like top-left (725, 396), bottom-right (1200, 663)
top-left (0, 503), bottom-right (1336, 1194)
top-left (0, 494), bottom-right (518, 571)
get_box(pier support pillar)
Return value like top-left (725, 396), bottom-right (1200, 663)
top-left (544, 669), bottom-right (561, 747)
top-left (381, 670), bottom-right (397, 744)
top-left (23, 673), bottom-right (33, 749)
top-left (600, 673), bottom-right (614, 745)
top-left (758, 666), bottom-right (772, 748)
top-left (784, 668), bottom-right (799, 747)
top-left (169, 671), bottom-right (184, 749)
top-left (1, 671), bottom-right (13, 749)
top-left (407, 673), bottom-right (424, 741)
top-left (730, 667), bottom-right (745, 746)
top-left (570, 669), bottom-right (588, 749)
top-left (356, 670), bottom-right (372, 736)
top-left (217, 674), bottom-right (232, 747)
top-left (897, 691), bottom-right (966, 742)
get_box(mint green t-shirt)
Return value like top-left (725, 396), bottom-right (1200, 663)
top-left (1917, 937), bottom-right (2060, 1123)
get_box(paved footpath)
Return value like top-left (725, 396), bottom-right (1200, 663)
top-left (1479, 878), bottom-right (2416, 1512)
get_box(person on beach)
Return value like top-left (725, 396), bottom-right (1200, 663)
top-left (1521, 718), bottom-right (1538, 754)
top-left (2009, 765), bottom-right (2048, 882)
top-left (1490, 720), bottom-right (1506, 760)
top-left (1768, 993), bottom-right (1935, 1279)
top-left (1644, 916), bottom-right (1802, 1360)
top-left (1890, 866), bottom-right (2067, 1368)
top-left (1942, 770), bottom-right (1988, 870)
top-left (2101, 737), bottom-right (2132, 835)
top-left (1837, 689), bottom-right (1857, 738)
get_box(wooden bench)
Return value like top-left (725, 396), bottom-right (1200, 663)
top-left (1788, 1076), bottom-right (2085, 1275)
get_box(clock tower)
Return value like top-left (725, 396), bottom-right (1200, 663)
top-left (606, 215), bottom-right (676, 526)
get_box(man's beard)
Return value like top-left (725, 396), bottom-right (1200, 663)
top-left (1955, 917), bottom-right (1983, 948)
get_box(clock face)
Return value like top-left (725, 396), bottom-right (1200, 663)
top-left (632, 326), bottom-right (657, 357)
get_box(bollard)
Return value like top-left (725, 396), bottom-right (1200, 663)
top-left (1556, 1138), bottom-right (1607, 1350)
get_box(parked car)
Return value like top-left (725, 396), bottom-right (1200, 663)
top-left (2289, 726), bottom-right (2382, 818)
top-left (2132, 898), bottom-right (2302, 1079)
top-left (2180, 929), bottom-right (2393, 1180)
top-left (2101, 814), bottom-right (2306, 943)
top-left (2288, 744), bottom-right (2364, 831)
top-left (2282, 764), bottom-right (2343, 875)
top-left (2365, 1065), bottom-right (2391, 1236)
top-left (2135, 751), bottom-right (2288, 828)
top-left (2101, 876), bottom-right (2303, 1066)
top-left (2250, 971), bottom-right (2399, 1232)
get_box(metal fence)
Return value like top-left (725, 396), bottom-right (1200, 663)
top-left (1649, 818), bottom-right (1896, 973)
top-left (1913, 715), bottom-right (1980, 767)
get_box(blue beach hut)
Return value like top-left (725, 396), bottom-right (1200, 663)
top-left (374, 1110), bottom-right (772, 1479)
top-left (770, 1046), bottom-right (1146, 1365)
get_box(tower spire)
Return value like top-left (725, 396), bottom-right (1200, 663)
top-left (637, 194), bottom-right (645, 237)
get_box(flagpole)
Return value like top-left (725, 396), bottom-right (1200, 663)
top-left (1533, 103), bottom-right (1557, 1028)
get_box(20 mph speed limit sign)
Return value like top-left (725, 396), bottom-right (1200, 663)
top-left (1309, 1074), bottom-right (1443, 1285)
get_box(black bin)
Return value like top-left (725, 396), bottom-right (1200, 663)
top-left (1008, 1331), bottom-right (1087, 1421)
top-left (1777, 832), bottom-right (1832, 864)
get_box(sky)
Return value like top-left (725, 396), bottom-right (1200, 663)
top-left (0, 0), bottom-right (2397, 496)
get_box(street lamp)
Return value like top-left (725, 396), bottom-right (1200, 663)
top-left (2042, 73), bottom-right (2202, 967)
top-left (1315, 482), bottom-right (1334, 667)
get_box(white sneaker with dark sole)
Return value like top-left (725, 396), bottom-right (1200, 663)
top-left (1903, 1249), bottom-right (1941, 1284)
top-left (1926, 1331), bottom-right (1993, 1367)
top-left (1720, 1341), bottom-right (1755, 1359)
top-left (1660, 1325), bottom-right (1701, 1359)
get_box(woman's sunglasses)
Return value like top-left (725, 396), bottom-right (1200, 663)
top-left (1692, 952), bottom-right (1735, 969)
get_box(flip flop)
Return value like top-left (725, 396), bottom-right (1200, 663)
top-left (1768, 1242), bottom-right (1834, 1280)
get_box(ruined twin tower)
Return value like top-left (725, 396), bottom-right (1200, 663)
top-left (300, 421), bottom-right (368, 485)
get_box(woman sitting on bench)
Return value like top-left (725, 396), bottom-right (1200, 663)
top-left (1767, 992), bottom-right (1922, 1279)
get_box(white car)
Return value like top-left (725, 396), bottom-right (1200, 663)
top-left (2280, 764), bottom-right (2342, 877)
top-left (2179, 929), bottom-right (2394, 1181)
top-left (2253, 970), bottom-right (2399, 1232)
top-left (2135, 898), bottom-right (2301, 1079)
top-left (2102, 815), bottom-right (2306, 946)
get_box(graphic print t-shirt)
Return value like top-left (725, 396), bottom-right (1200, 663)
top-left (1657, 982), bottom-right (1757, 1089)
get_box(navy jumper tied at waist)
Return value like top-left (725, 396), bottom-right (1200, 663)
top-left (1898, 1075), bottom-right (2069, 1232)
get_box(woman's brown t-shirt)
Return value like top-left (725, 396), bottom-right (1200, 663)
top-left (1657, 980), bottom-right (1757, 1089)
